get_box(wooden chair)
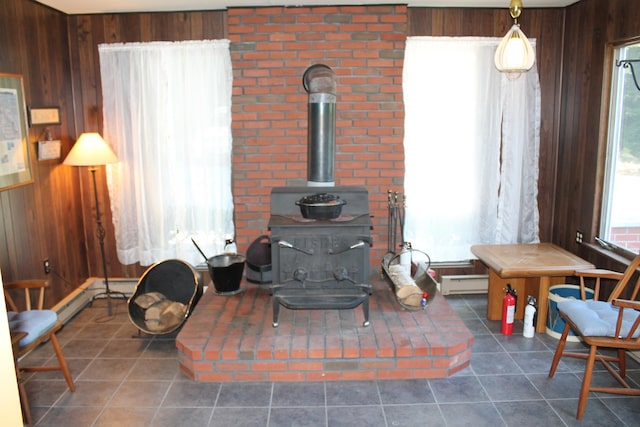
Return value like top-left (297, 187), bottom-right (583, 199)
top-left (4, 280), bottom-right (75, 424)
top-left (548, 254), bottom-right (640, 419)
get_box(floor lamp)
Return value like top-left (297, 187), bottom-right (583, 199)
top-left (64, 133), bottom-right (125, 316)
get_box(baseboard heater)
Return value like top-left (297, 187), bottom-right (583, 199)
top-left (51, 278), bottom-right (138, 324)
top-left (440, 274), bottom-right (488, 295)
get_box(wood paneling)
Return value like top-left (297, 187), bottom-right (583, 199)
top-left (555, 0), bottom-right (640, 269)
top-left (0, 0), bottom-right (86, 305)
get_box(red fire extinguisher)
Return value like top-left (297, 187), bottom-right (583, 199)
top-left (501, 284), bottom-right (517, 335)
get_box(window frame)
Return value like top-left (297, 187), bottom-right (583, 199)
top-left (596, 37), bottom-right (640, 258)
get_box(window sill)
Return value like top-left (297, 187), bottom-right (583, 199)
top-left (581, 242), bottom-right (635, 267)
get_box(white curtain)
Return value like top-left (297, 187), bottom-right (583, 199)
top-left (402, 37), bottom-right (540, 262)
top-left (99, 40), bottom-right (235, 266)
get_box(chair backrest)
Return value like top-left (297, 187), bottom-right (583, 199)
top-left (3, 280), bottom-right (48, 312)
top-left (608, 254), bottom-right (640, 302)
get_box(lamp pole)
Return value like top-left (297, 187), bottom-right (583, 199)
top-left (89, 166), bottom-right (126, 316)
top-left (64, 132), bottom-right (124, 316)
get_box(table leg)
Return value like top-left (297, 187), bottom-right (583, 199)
top-left (535, 276), bottom-right (551, 334)
top-left (487, 269), bottom-right (526, 321)
top-left (530, 276), bottom-right (566, 334)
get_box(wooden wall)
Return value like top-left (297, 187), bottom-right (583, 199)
top-left (555, 0), bottom-right (640, 272)
top-left (2, 0), bottom-right (639, 307)
top-left (0, 0), bottom-right (86, 305)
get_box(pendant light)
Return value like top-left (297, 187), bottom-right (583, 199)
top-left (494, 0), bottom-right (536, 74)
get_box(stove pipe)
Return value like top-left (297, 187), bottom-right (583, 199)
top-left (303, 64), bottom-right (336, 187)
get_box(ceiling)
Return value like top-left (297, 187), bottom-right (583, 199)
top-left (37, 0), bottom-right (580, 15)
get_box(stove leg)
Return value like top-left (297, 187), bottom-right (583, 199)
top-left (362, 297), bottom-right (370, 327)
top-left (272, 297), bottom-right (280, 328)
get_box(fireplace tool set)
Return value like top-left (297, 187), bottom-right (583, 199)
top-left (381, 190), bottom-right (437, 310)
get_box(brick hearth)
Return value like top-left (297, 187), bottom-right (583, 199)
top-left (176, 276), bottom-right (473, 382)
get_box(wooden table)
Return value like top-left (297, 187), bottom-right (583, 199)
top-left (471, 243), bottom-right (594, 333)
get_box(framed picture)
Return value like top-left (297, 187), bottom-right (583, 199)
top-left (0, 73), bottom-right (33, 191)
top-left (28, 106), bottom-right (61, 126)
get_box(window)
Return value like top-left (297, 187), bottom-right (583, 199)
top-left (99, 40), bottom-right (236, 267)
top-left (600, 42), bottom-right (640, 255)
top-left (402, 37), bottom-right (541, 262)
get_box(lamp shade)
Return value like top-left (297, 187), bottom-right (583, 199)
top-left (494, 24), bottom-right (535, 73)
top-left (63, 133), bottom-right (118, 166)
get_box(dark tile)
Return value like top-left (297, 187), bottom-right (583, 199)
top-left (24, 380), bottom-right (70, 407)
top-left (77, 358), bottom-right (136, 381)
top-left (94, 406), bottom-right (158, 426)
top-left (470, 334), bottom-right (504, 353)
top-left (269, 407), bottom-right (326, 427)
top-left (127, 357), bottom-right (180, 381)
top-left (209, 407), bottom-right (269, 427)
top-left (383, 403), bottom-right (445, 427)
top-left (216, 382), bottom-right (272, 407)
top-left (477, 374), bottom-right (542, 401)
top-left (429, 376), bottom-right (488, 403)
top-left (141, 338), bottom-right (179, 358)
top-left (36, 406), bottom-right (102, 427)
top-left (481, 318), bottom-right (503, 334)
top-left (495, 334), bottom-right (550, 352)
top-left (73, 322), bottom-right (122, 340)
top-left (325, 381), bottom-right (381, 406)
top-left (108, 380), bottom-right (171, 407)
top-left (471, 352), bottom-right (520, 375)
top-left (377, 379), bottom-right (434, 405)
top-left (98, 338), bottom-right (150, 358)
top-left (450, 305), bottom-right (478, 319)
top-left (61, 339), bottom-right (107, 358)
top-left (511, 351), bottom-right (558, 374)
top-left (271, 382), bottom-right (325, 407)
top-left (326, 405), bottom-right (386, 427)
top-left (528, 372), bottom-right (582, 399)
top-left (54, 380), bottom-right (120, 406)
top-left (495, 401), bottom-right (564, 426)
top-left (462, 318), bottom-right (492, 335)
top-left (152, 407), bottom-right (214, 427)
top-left (598, 396), bottom-right (640, 426)
top-left (547, 398), bottom-right (625, 427)
top-left (439, 402), bottom-right (505, 427)
top-left (162, 380), bottom-right (221, 407)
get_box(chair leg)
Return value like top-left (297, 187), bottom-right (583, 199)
top-left (549, 322), bottom-right (570, 378)
top-left (17, 377), bottom-right (32, 426)
top-left (618, 348), bottom-right (626, 378)
top-left (576, 344), bottom-right (598, 420)
top-left (50, 333), bottom-right (75, 392)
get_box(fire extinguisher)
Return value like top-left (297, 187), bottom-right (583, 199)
top-left (501, 284), bottom-right (517, 335)
top-left (523, 296), bottom-right (537, 338)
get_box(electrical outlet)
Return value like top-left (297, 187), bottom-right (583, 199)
top-left (43, 259), bottom-right (51, 274)
top-left (575, 231), bottom-right (584, 244)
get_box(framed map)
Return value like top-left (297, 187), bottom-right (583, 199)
top-left (0, 73), bottom-right (32, 191)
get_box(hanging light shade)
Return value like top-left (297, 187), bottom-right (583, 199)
top-left (494, 0), bottom-right (536, 74)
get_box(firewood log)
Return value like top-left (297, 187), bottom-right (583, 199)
top-left (388, 264), bottom-right (423, 306)
top-left (134, 291), bottom-right (167, 309)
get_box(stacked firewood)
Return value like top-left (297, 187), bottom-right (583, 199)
top-left (133, 292), bottom-right (187, 333)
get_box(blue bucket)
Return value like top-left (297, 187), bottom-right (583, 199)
top-left (546, 284), bottom-right (594, 342)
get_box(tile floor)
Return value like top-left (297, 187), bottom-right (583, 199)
top-left (22, 293), bottom-right (640, 426)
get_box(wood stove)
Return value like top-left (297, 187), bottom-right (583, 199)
top-left (268, 186), bottom-right (373, 327)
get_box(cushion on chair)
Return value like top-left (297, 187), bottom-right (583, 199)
top-left (558, 300), bottom-right (640, 338)
top-left (8, 310), bottom-right (58, 347)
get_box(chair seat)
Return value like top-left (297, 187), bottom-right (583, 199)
top-left (8, 310), bottom-right (58, 347)
top-left (558, 300), bottom-right (640, 338)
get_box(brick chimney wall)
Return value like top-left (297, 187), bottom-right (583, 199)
top-left (229, 5), bottom-right (407, 268)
